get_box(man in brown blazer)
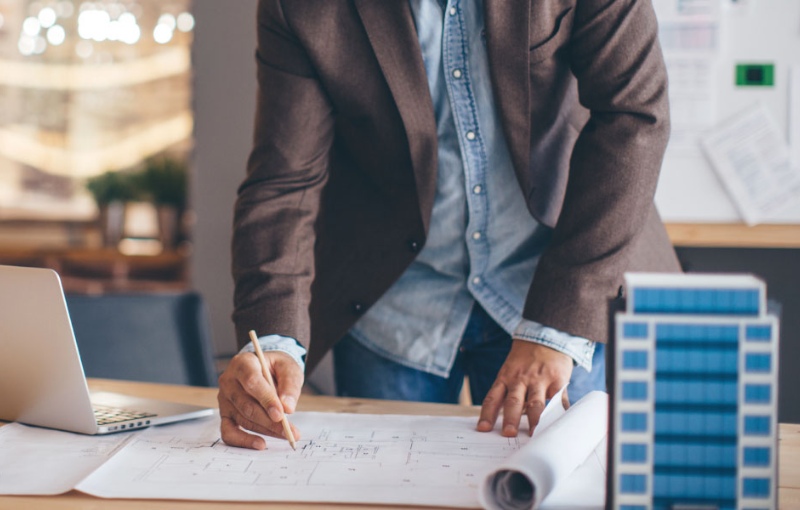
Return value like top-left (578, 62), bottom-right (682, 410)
top-left (218, 0), bottom-right (680, 450)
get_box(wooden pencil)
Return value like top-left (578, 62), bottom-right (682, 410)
top-left (248, 329), bottom-right (297, 450)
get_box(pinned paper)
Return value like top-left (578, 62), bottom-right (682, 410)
top-left (700, 104), bottom-right (800, 225)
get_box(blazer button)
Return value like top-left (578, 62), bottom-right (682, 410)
top-left (351, 301), bottom-right (364, 314)
top-left (407, 239), bottom-right (420, 253)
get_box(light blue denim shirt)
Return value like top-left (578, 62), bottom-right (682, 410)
top-left (347, 0), bottom-right (595, 377)
top-left (248, 0), bottom-right (595, 376)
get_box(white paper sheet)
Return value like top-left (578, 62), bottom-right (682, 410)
top-left (1, 399), bottom-right (607, 508)
top-left (76, 412), bottom-right (531, 507)
top-left (653, 0), bottom-right (722, 56)
top-left (479, 392), bottom-right (607, 510)
top-left (700, 104), bottom-right (800, 225)
top-left (665, 56), bottom-right (719, 156)
top-left (0, 422), bottom-right (136, 495)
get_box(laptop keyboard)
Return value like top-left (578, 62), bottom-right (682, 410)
top-left (93, 404), bottom-right (157, 425)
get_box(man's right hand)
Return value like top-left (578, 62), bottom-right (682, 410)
top-left (217, 350), bottom-right (304, 450)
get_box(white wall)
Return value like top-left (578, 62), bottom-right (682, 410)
top-left (191, 0), bottom-right (257, 359)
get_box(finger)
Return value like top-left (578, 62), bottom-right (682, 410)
top-left (218, 389), bottom-right (286, 439)
top-left (220, 415), bottom-right (266, 450)
top-left (271, 355), bottom-right (305, 414)
top-left (477, 381), bottom-right (507, 432)
top-left (219, 364), bottom-right (275, 427)
top-left (524, 386), bottom-right (547, 436)
top-left (561, 386), bottom-right (571, 410)
top-left (234, 353), bottom-right (286, 422)
top-left (501, 383), bottom-right (527, 437)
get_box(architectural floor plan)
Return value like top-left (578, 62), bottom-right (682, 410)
top-left (75, 412), bottom-right (528, 507)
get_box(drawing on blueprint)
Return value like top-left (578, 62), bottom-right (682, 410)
top-left (76, 411), bottom-right (530, 507)
top-left (127, 420), bottom-right (523, 488)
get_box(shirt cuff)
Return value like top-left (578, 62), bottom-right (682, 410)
top-left (513, 319), bottom-right (595, 371)
top-left (238, 334), bottom-right (307, 373)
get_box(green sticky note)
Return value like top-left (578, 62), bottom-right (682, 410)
top-left (736, 63), bottom-right (775, 86)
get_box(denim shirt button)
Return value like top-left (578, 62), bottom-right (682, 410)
top-left (407, 239), bottom-right (421, 253)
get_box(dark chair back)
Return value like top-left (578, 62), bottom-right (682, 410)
top-left (64, 292), bottom-right (216, 387)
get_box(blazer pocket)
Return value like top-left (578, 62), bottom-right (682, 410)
top-left (529, 7), bottom-right (573, 65)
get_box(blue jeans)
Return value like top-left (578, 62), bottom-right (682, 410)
top-left (333, 304), bottom-right (605, 405)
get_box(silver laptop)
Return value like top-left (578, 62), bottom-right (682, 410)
top-left (0, 264), bottom-right (214, 434)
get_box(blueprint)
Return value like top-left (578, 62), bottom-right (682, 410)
top-left (76, 412), bottom-right (532, 507)
top-left (0, 423), bottom-right (135, 495)
top-left (1, 395), bottom-right (606, 508)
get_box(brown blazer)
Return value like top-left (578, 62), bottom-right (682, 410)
top-left (232, 0), bottom-right (681, 372)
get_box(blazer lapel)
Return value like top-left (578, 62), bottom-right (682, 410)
top-left (484, 0), bottom-right (531, 179)
top-left (354, 0), bottom-right (438, 232)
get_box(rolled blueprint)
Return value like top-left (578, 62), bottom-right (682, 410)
top-left (479, 391), bottom-right (608, 510)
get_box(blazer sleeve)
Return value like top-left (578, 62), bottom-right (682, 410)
top-left (231, 0), bottom-right (334, 351)
top-left (523, 0), bottom-right (670, 344)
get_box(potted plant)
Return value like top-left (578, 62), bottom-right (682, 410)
top-left (139, 155), bottom-right (188, 250)
top-left (85, 170), bottom-right (139, 248)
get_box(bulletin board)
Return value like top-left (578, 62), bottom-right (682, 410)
top-left (653, 0), bottom-right (800, 224)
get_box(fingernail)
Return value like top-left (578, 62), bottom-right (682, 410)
top-left (283, 396), bottom-right (297, 413)
top-left (478, 420), bottom-right (492, 431)
top-left (268, 407), bottom-right (282, 422)
top-left (503, 425), bottom-right (517, 436)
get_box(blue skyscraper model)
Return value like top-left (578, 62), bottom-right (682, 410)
top-left (609, 273), bottom-right (779, 510)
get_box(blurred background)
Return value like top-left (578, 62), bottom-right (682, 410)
top-left (0, 0), bottom-right (798, 421)
top-left (0, 0), bottom-right (194, 280)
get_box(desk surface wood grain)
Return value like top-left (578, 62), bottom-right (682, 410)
top-left (2, 379), bottom-right (798, 510)
top-left (666, 223), bottom-right (800, 248)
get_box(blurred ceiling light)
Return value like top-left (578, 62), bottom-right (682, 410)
top-left (78, 9), bottom-right (111, 42)
top-left (47, 25), bottom-right (66, 45)
top-left (176, 12), bottom-right (194, 32)
top-left (38, 7), bottom-right (57, 28)
top-left (158, 13), bottom-right (176, 31)
top-left (15, 2), bottom-right (189, 56)
top-left (119, 12), bottom-right (136, 25)
top-left (22, 17), bottom-right (41, 36)
top-left (153, 23), bottom-right (173, 44)
top-left (107, 20), bottom-right (121, 41)
top-left (118, 13), bottom-right (141, 44)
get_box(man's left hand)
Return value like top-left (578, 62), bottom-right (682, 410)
top-left (477, 340), bottom-right (573, 436)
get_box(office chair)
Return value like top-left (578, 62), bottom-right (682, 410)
top-left (64, 292), bottom-right (217, 387)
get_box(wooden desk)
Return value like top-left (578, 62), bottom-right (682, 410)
top-left (1, 379), bottom-right (799, 509)
top-left (666, 223), bottom-right (800, 248)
